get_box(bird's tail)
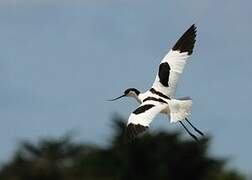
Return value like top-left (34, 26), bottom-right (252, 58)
top-left (168, 97), bottom-right (192, 123)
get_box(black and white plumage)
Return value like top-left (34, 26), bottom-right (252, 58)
top-left (152, 25), bottom-right (196, 98)
top-left (109, 24), bottom-right (204, 142)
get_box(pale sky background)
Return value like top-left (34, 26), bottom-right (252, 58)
top-left (0, 0), bottom-right (251, 176)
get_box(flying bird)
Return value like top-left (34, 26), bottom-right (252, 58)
top-left (109, 24), bottom-right (204, 141)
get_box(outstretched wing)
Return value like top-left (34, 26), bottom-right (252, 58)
top-left (126, 100), bottom-right (168, 141)
top-left (152, 24), bottom-right (197, 98)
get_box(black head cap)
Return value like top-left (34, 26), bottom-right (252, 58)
top-left (124, 88), bottom-right (140, 96)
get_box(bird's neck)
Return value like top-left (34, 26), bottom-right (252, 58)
top-left (134, 93), bottom-right (143, 104)
top-left (130, 94), bottom-right (141, 104)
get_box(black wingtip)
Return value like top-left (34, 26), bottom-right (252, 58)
top-left (125, 123), bottom-right (148, 143)
top-left (172, 24), bottom-right (197, 55)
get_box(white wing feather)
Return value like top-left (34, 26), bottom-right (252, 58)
top-left (127, 101), bottom-right (167, 127)
top-left (126, 100), bottom-right (168, 140)
top-left (152, 24), bottom-right (197, 98)
top-left (152, 50), bottom-right (189, 98)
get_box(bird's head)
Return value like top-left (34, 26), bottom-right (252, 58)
top-left (108, 88), bottom-right (140, 101)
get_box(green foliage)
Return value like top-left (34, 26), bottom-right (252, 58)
top-left (0, 116), bottom-right (246, 180)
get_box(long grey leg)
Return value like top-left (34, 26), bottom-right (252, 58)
top-left (185, 118), bottom-right (204, 136)
top-left (179, 121), bottom-right (198, 142)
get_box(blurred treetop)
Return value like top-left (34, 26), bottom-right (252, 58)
top-left (0, 116), bottom-right (246, 180)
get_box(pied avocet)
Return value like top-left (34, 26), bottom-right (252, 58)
top-left (109, 24), bottom-right (204, 141)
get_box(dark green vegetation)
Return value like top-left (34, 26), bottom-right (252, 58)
top-left (0, 116), bottom-right (245, 180)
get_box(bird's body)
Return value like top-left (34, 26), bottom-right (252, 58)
top-left (110, 24), bottom-right (204, 141)
top-left (131, 89), bottom-right (170, 113)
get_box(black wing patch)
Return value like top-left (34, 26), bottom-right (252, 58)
top-left (158, 62), bottom-right (170, 87)
top-left (126, 123), bottom-right (148, 141)
top-left (133, 104), bottom-right (155, 114)
top-left (150, 88), bottom-right (171, 100)
top-left (143, 97), bottom-right (167, 104)
top-left (172, 24), bottom-right (197, 55)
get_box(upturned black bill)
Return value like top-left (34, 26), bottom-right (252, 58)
top-left (108, 95), bottom-right (126, 101)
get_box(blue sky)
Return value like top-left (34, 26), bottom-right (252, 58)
top-left (0, 0), bottom-right (251, 175)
